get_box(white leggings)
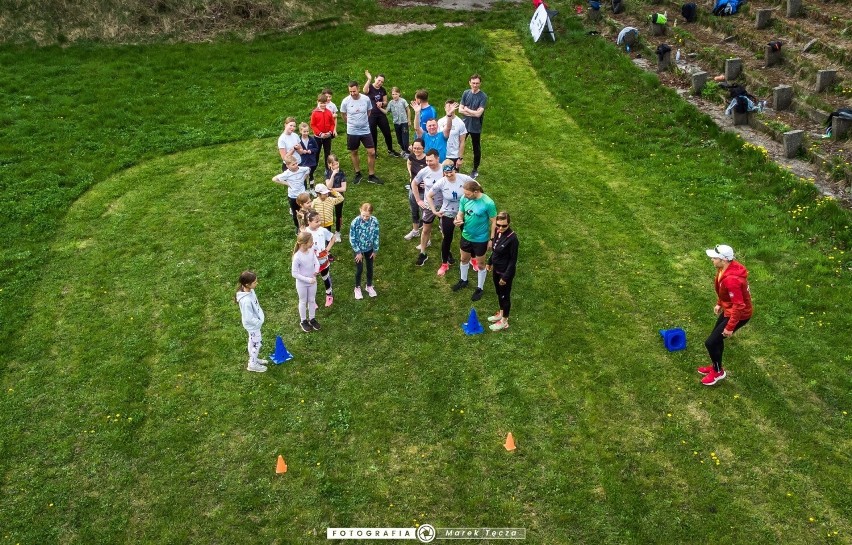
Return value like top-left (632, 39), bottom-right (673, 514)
top-left (247, 330), bottom-right (262, 364)
top-left (296, 281), bottom-right (317, 320)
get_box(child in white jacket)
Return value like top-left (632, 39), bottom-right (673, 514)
top-left (235, 270), bottom-right (267, 373)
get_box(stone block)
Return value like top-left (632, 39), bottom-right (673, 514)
top-left (692, 71), bottom-right (709, 95)
top-left (765, 45), bottom-right (782, 67)
top-left (773, 85), bottom-right (793, 110)
top-left (816, 70), bottom-right (836, 93)
top-left (755, 9), bottom-right (772, 29)
top-left (658, 50), bottom-right (672, 72)
top-left (650, 22), bottom-right (667, 36)
top-left (725, 58), bottom-right (743, 81)
top-left (803, 39), bottom-right (818, 53)
top-left (588, 9), bottom-right (602, 21)
top-left (834, 116), bottom-right (852, 140)
top-left (783, 130), bottom-right (804, 158)
top-left (733, 111), bottom-right (751, 126)
top-left (786, 0), bottom-right (801, 17)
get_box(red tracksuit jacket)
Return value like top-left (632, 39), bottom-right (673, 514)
top-left (715, 260), bottom-right (753, 332)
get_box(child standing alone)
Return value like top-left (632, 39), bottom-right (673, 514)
top-left (292, 231), bottom-right (321, 332)
top-left (235, 270), bottom-right (268, 373)
top-left (349, 202), bottom-right (380, 300)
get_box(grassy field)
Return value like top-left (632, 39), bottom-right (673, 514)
top-left (1, 4), bottom-right (850, 544)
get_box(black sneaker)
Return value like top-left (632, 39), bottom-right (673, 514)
top-left (470, 169), bottom-right (479, 179)
top-left (388, 150), bottom-right (401, 158)
top-left (367, 174), bottom-right (384, 185)
top-left (300, 320), bottom-right (313, 332)
top-left (448, 253), bottom-right (456, 265)
top-left (415, 253), bottom-right (428, 267)
top-left (353, 172), bottom-right (363, 185)
top-left (309, 318), bottom-right (321, 331)
top-left (451, 279), bottom-right (469, 292)
top-left (471, 288), bottom-right (483, 301)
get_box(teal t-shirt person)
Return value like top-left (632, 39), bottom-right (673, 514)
top-left (459, 193), bottom-right (497, 243)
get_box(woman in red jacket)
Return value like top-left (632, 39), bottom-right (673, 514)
top-left (699, 244), bottom-right (753, 386)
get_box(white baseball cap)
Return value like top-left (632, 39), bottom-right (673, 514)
top-left (315, 183), bottom-right (330, 194)
top-left (706, 244), bottom-right (735, 260)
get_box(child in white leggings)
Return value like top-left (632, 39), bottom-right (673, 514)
top-left (292, 231), bottom-right (321, 332)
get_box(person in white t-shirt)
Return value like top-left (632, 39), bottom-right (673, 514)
top-left (277, 116), bottom-right (301, 170)
top-left (341, 81), bottom-right (382, 185)
top-left (438, 100), bottom-right (468, 171)
top-left (272, 156), bottom-right (311, 235)
top-left (427, 160), bottom-right (472, 277)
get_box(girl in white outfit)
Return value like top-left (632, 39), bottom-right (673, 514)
top-left (292, 231), bottom-right (321, 332)
top-left (235, 270), bottom-right (267, 373)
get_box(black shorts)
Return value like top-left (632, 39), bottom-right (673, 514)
top-left (347, 134), bottom-right (375, 151)
top-left (460, 236), bottom-right (488, 258)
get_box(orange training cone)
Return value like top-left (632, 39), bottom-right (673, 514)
top-left (504, 432), bottom-right (516, 452)
top-left (276, 455), bottom-right (288, 474)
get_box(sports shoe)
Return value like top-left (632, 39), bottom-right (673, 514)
top-left (388, 150), bottom-right (401, 157)
top-left (300, 320), bottom-right (313, 332)
top-left (470, 169), bottom-right (479, 179)
top-left (471, 258), bottom-right (482, 272)
top-left (325, 294), bottom-right (334, 307)
top-left (354, 286), bottom-right (363, 300)
top-left (489, 320), bottom-right (509, 331)
top-left (437, 263), bottom-right (450, 276)
top-left (451, 279), bottom-right (469, 292)
top-left (404, 183), bottom-right (411, 191)
top-left (416, 253), bottom-right (428, 266)
top-left (701, 368), bottom-right (727, 386)
top-left (353, 172), bottom-right (363, 184)
top-left (404, 229), bottom-right (420, 240)
top-left (448, 253), bottom-right (455, 265)
top-left (255, 358), bottom-right (269, 365)
top-left (309, 190), bottom-right (317, 198)
top-left (247, 362), bottom-right (268, 373)
top-left (334, 232), bottom-right (342, 243)
top-left (471, 288), bottom-right (483, 301)
top-left (487, 313), bottom-right (502, 323)
top-left (367, 174), bottom-right (384, 185)
top-left (366, 285), bottom-right (377, 297)
top-left (309, 318), bottom-right (321, 331)
top-left (402, 152), bottom-right (410, 159)
top-left (697, 365), bottom-right (714, 375)
top-left (416, 240), bottom-right (432, 251)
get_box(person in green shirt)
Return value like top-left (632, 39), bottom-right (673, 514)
top-left (451, 180), bottom-right (497, 301)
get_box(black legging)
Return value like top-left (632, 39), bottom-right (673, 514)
top-left (355, 251), bottom-right (375, 287)
top-left (493, 272), bottom-right (513, 318)
top-left (334, 202), bottom-right (345, 233)
top-left (369, 114), bottom-right (394, 152)
top-left (469, 132), bottom-right (482, 170)
top-left (316, 136), bottom-right (333, 168)
top-left (288, 197), bottom-right (300, 230)
top-left (705, 314), bottom-right (750, 372)
top-left (439, 215), bottom-right (457, 263)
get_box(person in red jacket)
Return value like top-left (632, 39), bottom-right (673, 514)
top-left (699, 244), bottom-right (753, 385)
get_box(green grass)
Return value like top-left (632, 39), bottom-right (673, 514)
top-left (1, 5), bottom-right (851, 544)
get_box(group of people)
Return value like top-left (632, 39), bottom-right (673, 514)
top-left (239, 69), bottom-right (752, 387)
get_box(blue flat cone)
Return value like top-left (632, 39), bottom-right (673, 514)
top-left (659, 328), bottom-right (687, 352)
top-left (269, 335), bottom-right (294, 364)
top-left (462, 308), bottom-right (485, 335)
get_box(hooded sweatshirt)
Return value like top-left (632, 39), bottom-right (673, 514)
top-left (714, 260), bottom-right (753, 332)
top-left (236, 289), bottom-right (264, 333)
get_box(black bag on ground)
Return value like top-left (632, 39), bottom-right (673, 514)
top-left (681, 2), bottom-right (697, 22)
top-left (612, 0), bottom-right (624, 13)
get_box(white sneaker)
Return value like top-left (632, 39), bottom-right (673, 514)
top-left (354, 286), bottom-right (363, 300)
top-left (416, 240), bottom-right (432, 251)
top-left (334, 232), bottom-right (342, 243)
top-left (404, 229), bottom-right (420, 240)
top-left (366, 286), bottom-right (377, 298)
top-left (256, 358), bottom-right (269, 365)
top-left (247, 362), bottom-right (267, 373)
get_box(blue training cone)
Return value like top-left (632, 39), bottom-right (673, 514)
top-left (462, 308), bottom-right (485, 335)
top-left (269, 335), bottom-right (294, 364)
top-left (659, 327), bottom-right (687, 352)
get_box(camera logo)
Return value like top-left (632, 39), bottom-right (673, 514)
top-left (416, 524), bottom-right (436, 543)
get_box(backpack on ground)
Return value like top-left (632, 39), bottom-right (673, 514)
top-left (681, 2), bottom-right (697, 22)
top-left (713, 0), bottom-right (743, 16)
top-left (650, 12), bottom-right (668, 24)
top-left (826, 108), bottom-right (852, 127)
top-left (612, 0), bottom-right (624, 13)
top-left (655, 43), bottom-right (672, 61)
top-left (590, 0), bottom-right (601, 10)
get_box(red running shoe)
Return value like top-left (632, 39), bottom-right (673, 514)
top-left (697, 365), bottom-right (714, 375)
top-left (701, 369), bottom-right (727, 386)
